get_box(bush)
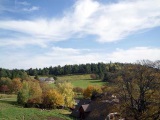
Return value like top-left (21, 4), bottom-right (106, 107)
top-left (90, 74), bottom-right (99, 79)
top-left (73, 87), bottom-right (83, 94)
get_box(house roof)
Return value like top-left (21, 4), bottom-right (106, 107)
top-left (75, 99), bottom-right (91, 110)
top-left (81, 104), bottom-right (91, 112)
top-left (85, 100), bottom-right (119, 120)
top-left (45, 77), bottom-right (54, 81)
top-left (71, 94), bottom-right (120, 119)
top-left (39, 77), bottom-right (46, 81)
top-left (71, 99), bottom-right (91, 117)
top-left (39, 77), bottom-right (54, 82)
top-left (84, 93), bottom-right (120, 120)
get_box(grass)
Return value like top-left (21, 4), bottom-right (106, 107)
top-left (0, 94), bottom-right (16, 99)
top-left (0, 94), bottom-right (74, 120)
top-left (57, 74), bottom-right (105, 88)
top-left (31, 74), bottom-right (105, 88)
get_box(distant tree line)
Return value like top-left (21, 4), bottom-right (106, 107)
top-left (25, 62), bottom-right (125, 77)
top-left (26, 63), bottom-right (106, 76)
top-left (0, 68), bottom-right (29, 79)
top-left (1, 60), bottom-right (159, 80)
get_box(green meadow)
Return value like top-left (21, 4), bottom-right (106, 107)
top-left (57, 74), bottom-right (105, 88)
top-left (0, 94), bottom-right (73, 120)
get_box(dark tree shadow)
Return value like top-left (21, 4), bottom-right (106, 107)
top-left (90, 81), bottom-right (105, 83)
top-left (0, 99), bottom-right (22, 107)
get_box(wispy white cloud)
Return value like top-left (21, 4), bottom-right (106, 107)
top-left (0, 0), bottom-right (39, 13)
top-left (107, 47), bottom-right (160, 63)
top-left (1, 46), bottom-right (160, 69)
top-left (15, 0), bottom-right (39, 12)
top-left (16, 1), bottom-right (30, 6)
top-left (0, 0), bottom-right (160, 46)
top-left (22, 6), bottom-right (39, 12)
top-left (0, 37), bottom-right (48, 48)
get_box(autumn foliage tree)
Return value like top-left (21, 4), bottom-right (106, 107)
top-left (43, 89), bottom-right (64, 108)
top-left (10, 78), bottom-right (22, 93)
top-left (27, 81), bottom-right (42, 104)
top-left (17, 81), bottom-right (30, 104)
top-left (83, 85), bottom-right (102, 99)
top-left (56, 82), bottom-right (75, 108)
top-left (73, 87), bottom-right (83, 94)
top-left (40, 82), bottom-right (53, 94)
top-left (17, 80), bottom-right (42, 105)
top-left (17, 80), bottom-right (76, 109)
top-left (116, 64), bottom-right (160, 120)
top-left (0, 85), bottom-right (9, 94)
top-left (0, 77), bottom-right (12, 93)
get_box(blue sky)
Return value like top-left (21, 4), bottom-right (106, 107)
top-left (0, 0), bottom-right (160, 69)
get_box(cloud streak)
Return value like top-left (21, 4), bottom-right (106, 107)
top-left (0, 0), bottom-right (160, 47)
top-left (0, 0), bottom-right (39, 14)
top-left (22, 6), bottom-right (39, 12)
top-left (16, 1), bottom-right (30, 6)
top-left (108, 47), bottom-right (160, 63)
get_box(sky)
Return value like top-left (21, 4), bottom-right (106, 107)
top-left (0, 0), bottom-right (160, 69)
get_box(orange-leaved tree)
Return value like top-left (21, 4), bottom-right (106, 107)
top-left (83, 85), bottom-right (102, 99)
top-left (10, 78), bottom-right (22, 93)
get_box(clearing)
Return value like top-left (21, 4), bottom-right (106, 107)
top-left (57, 74), bottom-right (105, 88)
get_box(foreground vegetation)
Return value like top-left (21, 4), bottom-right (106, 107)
top-left (0, 94), bottom-right (73, 120)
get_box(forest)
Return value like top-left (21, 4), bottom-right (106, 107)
top-left (0, 62), bottom-right (122, 78)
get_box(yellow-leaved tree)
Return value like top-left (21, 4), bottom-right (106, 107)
top-left (43, 89), bottom-right (64, 108)
top-left (17, 80), bottom-right (42, 105)
top-left (28, 80), bottom-right (42, 104)
top-left (56, 82), bottom-right (75, 108)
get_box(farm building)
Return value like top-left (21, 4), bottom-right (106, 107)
top-left (39, 77), bottom-right (55, 83)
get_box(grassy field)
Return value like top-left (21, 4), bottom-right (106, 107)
top-left (57, 74), bottom-right (105, 88)
top-left (0, 94), bottom-right (74, 120)
top-left (31, 74), bottom-right (105, 88)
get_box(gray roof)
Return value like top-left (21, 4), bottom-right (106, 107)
top-left (81, 104), bottom-right (91, 112)
top-left (39, 77), bottom-right (46, 81)
top-left (45, 77), bottom-right (54, 81)
top-left (71, 99), bottom-right (91, 117)
top-left (39, 77), bottom-right (54, 81)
